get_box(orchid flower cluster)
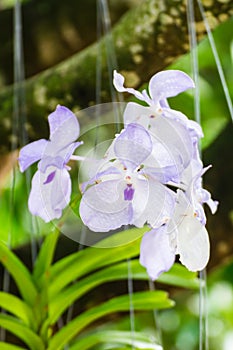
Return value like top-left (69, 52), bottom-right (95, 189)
top-left (18, 70), bottom-right (218, 280)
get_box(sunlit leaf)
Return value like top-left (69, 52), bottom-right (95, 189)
top-left (49, 226), bottom-right (147, 297)
top-left (0, 314), bottom-right (45, 350)
top-left (0, 342), bottom-right (27, 350)
top-left (70, 330), bottom-right (162, 350)
top-left (158, 263), bottom-right (199, 289)
top-left (33, 229), bottom-right (60, 286)
top-left (0, 292), bottom-right (34, 327)
top-left (0, 241), bottom-right (37, 305)
top-left (47, 291), bottom-right (174, 350)
top-left (49, 260), bottom-right (198, 325)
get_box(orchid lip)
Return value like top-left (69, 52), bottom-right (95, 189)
top-left (124, 184), bottom-right (135, 201)
top-left (43, 170), bottom-right (56, 184)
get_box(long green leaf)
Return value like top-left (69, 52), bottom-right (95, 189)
top-left (49, 226), bottom-right (147, 297)
top-left (158, 263), bottom-right (199, 289)
top-left (0, 342), bottom-right (26, 350)
top-left (0, 241), bottom-right (37, 305)
top-left (48, 259), bottom-right (148, 324)
top-left (0, 292), bottom-right (34, 327)
top-left (47, 291), bottom-right (174, 350)
top-left (33, 229), bottom-right (60, 287)
top-left (0, 314), bottom-right (45, 350)
top-left (49, 260), bottom-right (199, 325)
top-left (70, 330), bottom-right (162, 350)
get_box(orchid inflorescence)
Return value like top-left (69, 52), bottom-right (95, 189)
top-left (18, 69), bottom-right (218, 280)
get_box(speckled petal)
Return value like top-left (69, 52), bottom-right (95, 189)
top-left (149, 70), bottom-right (195, 104)
top-left (114, 123), bottom-right (152, 169)
top-left (79, 179), bottom-right (132, 232)
top-left (48, 105), bottom-right (80, 143)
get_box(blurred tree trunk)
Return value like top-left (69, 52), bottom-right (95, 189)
top-left (0, 0), bottom-right (232, 153)
top-left (0, 0), bottom-right (140, 85)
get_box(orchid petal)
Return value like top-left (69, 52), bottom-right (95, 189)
top-left (176, 215), bottom-right (210, 271)
top-left (133, 179), bottom-right (175, 228)
top-left (206, 197), bottom-right (219, 214)
top-left (18, 139), bottom-right (48, 172)
top-left (80, 166), bottom-right (122, 193)
top-left (48, 105), bottom-right (80, 146)
top-left (113, 70), bottom-right (148, 102)
top-left (123, 102), bottom-right (152, 128)
top-left (114, 123), bottom-right (152, 169)
top-left (149, 115), bottom-right (193, 170)
top-left (38, 141), bottom-right (83, 172)
top-left (79, 179), bottom-right (132, 232)
top-left (144, 164), bottom-right (180, 184)
top-left (149, 70), bottom-right (195, 104)
top-left (140, 227), bottom-right (175, 280)
top-left (28, 167), bottom-right (71, 222)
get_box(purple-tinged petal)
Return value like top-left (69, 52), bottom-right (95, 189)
top-left (148, 70), bottom-right (195, 104)
top-left (144, 165), bottom-right (180, 184)
top-left (48, 105), bottom-right (80, 146)
top-left (79, 179), bottom-right (132, 232)
top-left (79, 199), bottom-right (132, 232)
top-left (114, 123), bottom-right (152, 169)
top-left (80, 166), bottom-right (122, 193)
top-left (187, 120), bottom-right (204, 139)
top-left (28, 167), bottom-right (71, 222)
top-left (163, 108), bottom-right (204, 140)
top-left (38, 141), bottom-right (83, 172)
top-left (149, 115), bottom-right (194, 170)
top-left (113, 70), bottom-right (150, 103)
top-left (139, 226), bottom-right (175, 280)
top-left (50, 168), bottom-right (71, 213)
top-left (198, 188), bottom-right (218, 215)
top-left (18, 139), bottom-right (48, 172)
top-left (160, 99), bottom-right (170, 108)
top-left (38, 155), bottom-right (64, 173)
top-left (62, 141), bottom-right (83, 164)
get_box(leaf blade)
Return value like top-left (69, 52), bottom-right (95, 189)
top-left (70, 330), bottom-right (162, 350)
top-left (47, 291), bottom-right (174, 350)
top-left (0, 314), bottom-right (45, 350)
top-left (0, 292), bottom-right (34, 327)
top-left (49, 227), bottom-right (147, 297)
top-left (0, 241), bottom-right (37, 305)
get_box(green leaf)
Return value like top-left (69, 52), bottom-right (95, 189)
top-left (49, 258), bottom-right (199, 325)
top-left (157, 263), bottom-right (200, 289)
top-left (0, 314), bottom-right (45, 350)
top-left (49, 226), bottom-right (147, 297)
top-left (0, 292), bottom-right (34, 327)
top-left (0, 241), bottom-right (37, 305)
top-left (48, 258), bottom-right (149, 324)
top-left (33, 229), bottom-right (60, 286)
top-left (70, 330), bottom-right (162, 350)
top-left (0, 342), bottom-right (27, 350)
top-left (47, 291), bottom-right (174, 350)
